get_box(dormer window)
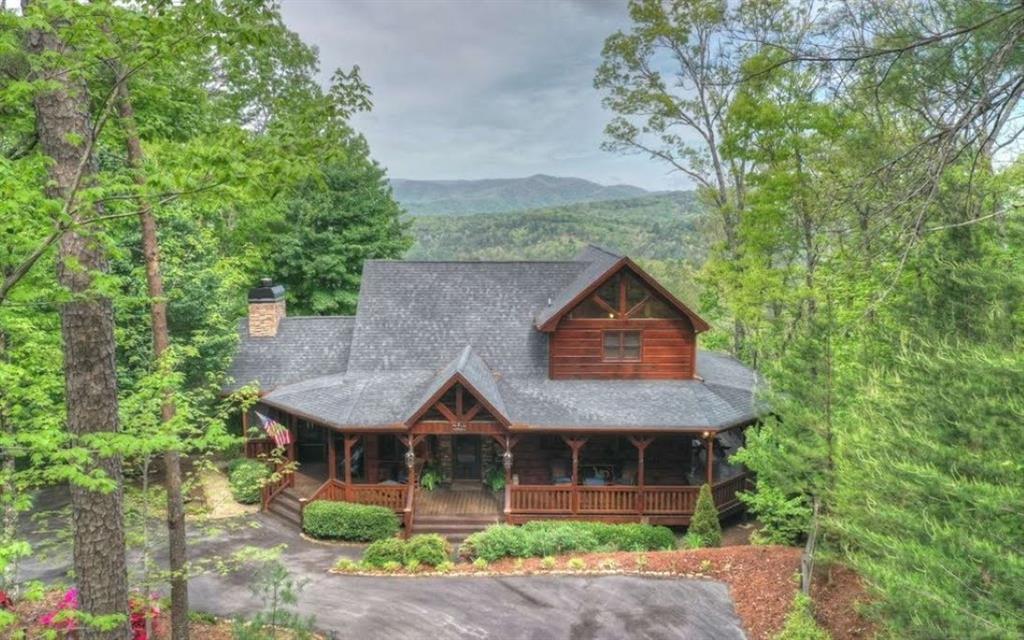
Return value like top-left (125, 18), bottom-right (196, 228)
top-left (603, 330), bottom-right (642, 361)
top-left (568, 270), bottom-right (676, 320)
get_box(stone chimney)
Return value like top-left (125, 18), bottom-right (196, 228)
top-left (248, 278), bottom-right (286, 337)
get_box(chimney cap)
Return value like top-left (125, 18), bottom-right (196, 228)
top-left (248, 278), bottom-right (285, 302)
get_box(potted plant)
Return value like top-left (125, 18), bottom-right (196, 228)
top-left (485, 467), bottom-right (506, 493)
top-left (419, 463), bottom-right (442, 491)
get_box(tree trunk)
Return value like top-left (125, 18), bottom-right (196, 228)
top-left (114, 81), bottom-right (190, 639)
top-left (26, 17), bottom-right (131, 640)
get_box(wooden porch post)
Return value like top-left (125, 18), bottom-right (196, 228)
top-left (705, 432), bottom-right (714, 486)
top-left (241, 409), bottom-right (250, 457)
top-left (327, 430), bottom-right (337, 482)
top-left (629, 436), bottom-right (653, 516)
top-left (343, 434), bottom-right (358, 501)
top-left (562, 436), bottom-right (587, 516)
top-left (287, 414), bottom-right (297, 463)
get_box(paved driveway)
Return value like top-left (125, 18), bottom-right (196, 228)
top-left (22, 490), bottom-right (745, 639)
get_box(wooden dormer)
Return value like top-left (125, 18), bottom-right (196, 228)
top-left (541, 260), bottom-right (708, 380)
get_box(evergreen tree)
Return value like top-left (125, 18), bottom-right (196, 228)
top-left (688, 484), bottom-right (722, 548)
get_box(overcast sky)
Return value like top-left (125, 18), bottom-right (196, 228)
top-left (280, 0), bottom-right (688, 191)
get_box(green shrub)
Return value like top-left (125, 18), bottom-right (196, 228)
top-left (381, 561), bottom-right (402, 573)
top-left (333, 558), bottom-right (359, 572)
top-left (228, 459), bottom-right (270, 504)
top-left (435, 561), bottom-right (454, 574)
top-left (406, 534), bottom-right (450, 567)
top-left (567, 557), bottom-right (586, 570)
top-left (774, 592), bottom-right (831, 640)
top-left (472, 558), bottom-right (488, 570)
top-left (464, 525), bottom-right (530, 562)
top-left (611, 523), bottom-right (676, 551)
top-left (302, 500), bottom-right (399, 541)
top-left (461, 521), bottom-right (676, 561)
top-left (540, 556), bottom-right (556, 570)
top-left (688, 484), bottom-right (722, 547)
top-left (741, 486), bottom-right (811, 546)
top-left (363, 537), bottom-right (407, 568)
top-left (523, 524), bottom-right (599, 557)
top-left (681, 531), bottom-right (705, 549)
top-left (405, 558), bottom-right (421, 572)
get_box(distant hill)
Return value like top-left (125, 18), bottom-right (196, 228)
top-left (406, 191), bottom-right (704, 262)
top-left (391, 174), bottom-right (652, 216)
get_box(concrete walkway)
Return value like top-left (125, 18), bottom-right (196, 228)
top-left (21, 489), bottom-right (746, 639)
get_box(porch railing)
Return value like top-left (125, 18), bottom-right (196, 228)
top-left (509, 473), bottom-right (751, 519)
top-left (260, 463), bottom-right (294, 511)
top-left (302, 479), bottom-right (408, 513)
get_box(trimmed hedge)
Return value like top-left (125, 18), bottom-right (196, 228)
top-left (363, 537), bottom-right (407, 568)
top-left (462, 521), bottom-right (676, 562)
top-left (228, 459), bottom-right (270, 504)
top-left (406, 534), bottom-right (451, 566)
top-left (302, 500), bottom-right (399, 541)
top-left (362, 534), bottom-right (451, 568)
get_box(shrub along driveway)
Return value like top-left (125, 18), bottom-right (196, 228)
top-left (21, 490), bottom-right (745, 639)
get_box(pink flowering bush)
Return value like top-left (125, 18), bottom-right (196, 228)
top-left (40, 588), bottom-right (161, 639)
top-left (40, 587), bottom-right (79, 633)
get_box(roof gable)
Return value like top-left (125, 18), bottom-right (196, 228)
top-left (405, 346), bottom-right (510, 426)
top-left (535, 249), bottom-right (710, 332)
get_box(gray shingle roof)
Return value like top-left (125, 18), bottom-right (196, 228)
top-left (228, 247), bottom-right (763, 431)
top-left (224, 317), bottom-right (355, 392)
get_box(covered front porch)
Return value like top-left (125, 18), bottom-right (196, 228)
top-left (246, 405), bottom-right (752, 530)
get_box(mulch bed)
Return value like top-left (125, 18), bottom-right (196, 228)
top-left (332, 544), bottom-right (875, 640)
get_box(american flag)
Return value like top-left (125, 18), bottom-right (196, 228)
top-left (256, 411), bottom-right (292, 447)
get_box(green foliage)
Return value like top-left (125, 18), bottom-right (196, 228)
top-left (231, 557), bottom-right (315, 640)
top-left (407, 193), bottom-right (704, 263)
top-left (362, 537), bottom-right (407, 569)
top-left (484, 467), bottom-right (506, 493)
top-left (405, 534), bottom-right (450, 567)
top-left (567, 557), bottom-right (586, 571)
top-left (301, 501), bottom-right (399, 542)
top-left (774, 592), bottom-right (830, 640)
top-left (472, 558), bottom-right (488, 570)
top-left (392, 175), bottom-right (660, 216)
top-left (739, 484), bottom-right (811, 546)
top-left (228, 460), bottom-right (270, 505)
top-left (419, 464), bottom-right (442, 492)
top-left (271, 153), bottom-right (411, 316)
top-left (462, 521), bottom-right (675, 562)
top-left (687, 484), bottom-right (722, 548)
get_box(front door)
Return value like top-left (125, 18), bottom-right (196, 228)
top-left (452, 436), bottom-right (481, 480)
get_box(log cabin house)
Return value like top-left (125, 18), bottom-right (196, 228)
top-left (227, 246), bottom-right (760, 538)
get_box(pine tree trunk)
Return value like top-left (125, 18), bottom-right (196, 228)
top-left (26, 18), bottom-right (131, 640)
top-left (114, 81), bottom-right (190, 640)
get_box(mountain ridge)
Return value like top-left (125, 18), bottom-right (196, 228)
top-left (391, 174), bottom-right (663, 216)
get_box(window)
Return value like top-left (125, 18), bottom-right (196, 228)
top-left (566, 268), bottom-right (677, 320)
top-left (603, 330), bottom-right (641, 361)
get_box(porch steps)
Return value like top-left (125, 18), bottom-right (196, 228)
top-left (412, 514), bottom-right (501, 542)
top-left (265, 488), bottom-right (302, 528)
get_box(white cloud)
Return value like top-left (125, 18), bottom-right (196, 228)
top-left (280, 0), bottom-right (693, 190)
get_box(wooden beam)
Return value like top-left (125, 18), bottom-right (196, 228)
top-left (706, 435), bottom-right (714, 486)
top-left (327, 430), bottom-right (337, 482)
top-left (435, 401), bottom-right (459, 424)
top-left (629, 436), bottom-right (653, 515)
top-left (462, 402), bottom-right (481, 422)
top-left (560, 436), bottom-right (587, 515)
top-left (624, 295), bottom-right (651, 319)
top-left (592, 293), bottom-right (617, 316)
top-left (343, 434), bottom-right (359, 501)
